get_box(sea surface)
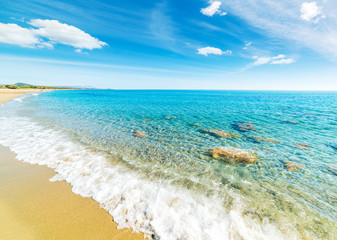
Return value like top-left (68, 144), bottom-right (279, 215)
top-left (1, 90), bottom-right (337, 239)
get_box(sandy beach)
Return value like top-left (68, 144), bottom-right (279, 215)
top-left (0, 91), bottom-right (144, 240)
top-left (0, 89), bottom-right (46, 105)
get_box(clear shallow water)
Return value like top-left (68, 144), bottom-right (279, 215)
top-left (1, 90), bottom-right (337, 239)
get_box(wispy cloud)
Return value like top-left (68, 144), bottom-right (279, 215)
top-left (218, 0), bottom-right (337, 57)
top-left (252, 57), bottom-right (273, 66)
top-left (270, 58), bottom-right (295, 64)
top-left (252, 54), bottom-right (295, 66)
top-left (241, 54), bottom-right (295, 71)
top-left (242, 41), bottom-right (253, 50)
top-left (0, 55), bottom-right (229, 75)
top-left (197, 46), bottom-right (231, 56)
top-left (0, 19), bottom-right (107, 51)
top-left (194, 21), bottom-right (222, 31)
top-left (148, 1), bottom-right (196, 54)
top-left (9, 17), bottom-right (25, 22)
top-left (201, 1), bottom-right (227, 17)
top-left (150, 2), bottom-right (176, 43)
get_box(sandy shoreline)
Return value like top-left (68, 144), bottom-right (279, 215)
top-left (0, 89), bottom-right (46, 105)
top-left (0, 91), bottom-right (144, 239)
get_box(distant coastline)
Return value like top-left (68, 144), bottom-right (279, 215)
top-left (0, 82), bottom-right (78, 90)
top-left (0, 82), bottom-right (79, 105)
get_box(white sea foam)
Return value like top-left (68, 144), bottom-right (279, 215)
top-left (13, 98), bottom-right (24, 103)
top-left (11, 94), bottom-right (33, 103)
top-left (0, 114), bottom-right (292, 240)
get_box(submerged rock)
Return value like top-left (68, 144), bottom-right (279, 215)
top-left (252, 147), bottom-right (271, 151)
top-left (232, 121), bottom-right (257, 132)
top-left (189, 123), bottom-right (201, 127)
top-left (284, 161), bottom-right (305, 171)
top-left (264, 138), bottom-right (281, 143)
top-left (201, 129), bottom-right (241, 138)
top-left (208, 147), bottom-right (257, 164)
top-left (247, 136), bottom-right (281, 144)
top-left (329, 144), bottom-right (337, 151)
top-left (328, 167), bottom-right (337, 176)
top-left (294, 143), bottom-right (311, 150)
top-left (142, 119), bottom-right (152, 122)
top-left (164, 116), bottom-right (177, 120)
top-left (133, 131), bottom-right (148, 138)
top-left (281, 120), bottom-right (298, 125)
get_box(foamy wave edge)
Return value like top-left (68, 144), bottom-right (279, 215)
top-left (0, 115), bottom-right (291, 240)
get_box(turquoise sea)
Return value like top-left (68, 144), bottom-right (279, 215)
top-left (1, 90), bottom-right (337, 239)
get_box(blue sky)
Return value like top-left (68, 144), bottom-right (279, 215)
top-left (0, 0), bottom-right (336, 90)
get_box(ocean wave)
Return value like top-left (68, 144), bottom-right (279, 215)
top-left (0, 115), bottom-right (293, 240)
top-left (12, 94), bottom-right (33, 103)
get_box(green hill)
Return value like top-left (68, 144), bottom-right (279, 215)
top-left (15, 82), bottom-right (34, 88)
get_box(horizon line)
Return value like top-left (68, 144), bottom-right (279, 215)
top-left (77, 88), bottom-right (337, 92)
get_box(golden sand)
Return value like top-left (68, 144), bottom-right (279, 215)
top-left (0, 93), bottom-right (145, 240)
top-left (0, 89), bottom-right (41, 105)
top-left (0, 89), bottom-right (45, 105)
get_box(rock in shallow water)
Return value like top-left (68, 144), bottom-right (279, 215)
top-left (294, 143), bottom-right (311, 150)
top-left (200, 129), bottom-right (241, 138)
top-left (252, 147), bottom-right (271, 151)
top-left (328, 167), bottom-right (337, 176)
top-left (329, 144), bottom-right (337, 151)
top-left (284, 161), bottom-right (305, 171)
top-left (164, 116), bottom-right (177, 120)
top-left (281, 120), bottom-right (298, 125)
top-left (208, 146), bottom-right (257, 164)
top-left (133, 131), bottom-right (148, 138)
top-left (247, 136), bottom-right (281, 144)
top-left (189, 123), bottom-right (201, 127)
top-left (232, 121), bottom-right (257, 132)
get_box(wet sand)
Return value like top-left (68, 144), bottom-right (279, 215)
top-left (0, 92), bottom-right (145, 239)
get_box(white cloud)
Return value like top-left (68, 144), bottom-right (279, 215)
top-left (252, 54), bottom-right (295, 66)
top-left (300, 2), bottom-right (325, 22)
top-left (74, 49), bottom-right (89, 55)
top-left (272, 54), bottom-right (286, 59)
top-left (29, 19), bottom-right (107, 50)
top-left (38, 41), bottom-right (54, 49)
top-left (242, 41), bottom-right (253, 50)
top-left (252, 56), bottom-right (271, 66)
top-left (197, 47), bottom-right (231, 56)
top-left (0, 23), bottom-right (39, 48)
top-left (0, 19), bottom-right (107, 50)
top-left (270, 58), bottom-right (295, 64)
top-left (201, 1), bottom-right (227, 17)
